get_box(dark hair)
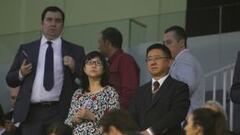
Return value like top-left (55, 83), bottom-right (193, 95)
top-left (80, 51), bottom-right (109, 93)
top-left (164, 25), bottom-right (187, 47)
top-left (100, 109), bottom-right (138, 135)
top-left (191, 108), bottom-right (228, 135)
top-left (101, 27), bottom-right (123, 48)
top-left (146, 43), bottom-right (172, 58)
top-left (47, 121), bottom-right (72, 135)
top-left (41, 6), bottom-right (65, 23)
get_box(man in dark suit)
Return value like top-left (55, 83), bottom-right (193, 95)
top-left (129, 43), bottom-right (190, 135)
top-left (5, 6), bottom-right (85, 135)
top-left (231, 51), bottom-right (240, 104)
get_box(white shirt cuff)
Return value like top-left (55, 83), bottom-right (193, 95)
top-left (15, 122), bottom-right (20, 127)
top-left (146, 128), bottom-right (154, 135)
top-left (18, 70), bottom-right (24, 81)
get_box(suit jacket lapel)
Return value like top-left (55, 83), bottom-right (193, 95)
top-left (142, 82), bottom-right (153, 116)
top-left (61, 39), bottom-right (69, 57)
top-left (61, 39), bottom-right (71, 71)
top-left (29, 40), bottom-right (40, 68)
top-left (145, 81), bottom-right (153, 104)
top-left (23, 40), bottom-right (40, 87)
top-left (147, 76), bottom-right (173, 110)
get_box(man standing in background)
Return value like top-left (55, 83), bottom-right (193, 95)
top-left (163, 25), bottom-right (205, 112)
top-left (6, 6), bottom-right (85, 135)
top-left (98, 27), bottom-right (140, 109)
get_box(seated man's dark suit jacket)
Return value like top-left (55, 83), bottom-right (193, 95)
top-left (5, 39), bottom-right (85, 123)
top-left (129, 75), bottom-right (190, 135)
top-left (231, 51), bottom-right (240, 104)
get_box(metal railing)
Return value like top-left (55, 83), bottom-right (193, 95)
top-left (204, 63), bottom-right (235, 130)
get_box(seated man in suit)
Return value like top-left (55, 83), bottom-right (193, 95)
top-left (2, 86), bottom-right (20, 135)
top-left (129, 43), bottom-right (190, 135)
top-left (5, 86), bottom-right (19, 120)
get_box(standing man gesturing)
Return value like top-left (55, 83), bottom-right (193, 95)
top-left (6, 6), bottom-right (85, 135)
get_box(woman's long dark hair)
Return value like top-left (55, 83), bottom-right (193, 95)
top-left (79, 51), bottom-right (109, 93)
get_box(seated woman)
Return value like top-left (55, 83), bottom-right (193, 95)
top-left (65, 51), bottom-right (120, 135)
top-left (185, 108), bottom-right (228, 135)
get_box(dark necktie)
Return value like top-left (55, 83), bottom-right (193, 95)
top-left (43, 41), bottom-right (54, 91)
top-left (153, 81), bottom-right (160, 94)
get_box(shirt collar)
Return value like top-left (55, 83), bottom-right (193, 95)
top-left (152, 74), bottom-right (169, 86)
top-left (40, 35), bottom-right (61, 46)
top-left (175, 49), bottom-right (188, 61)
top-left (108, 49), bottom-right (123, 64)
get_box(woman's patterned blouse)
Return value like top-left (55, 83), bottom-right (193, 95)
top-left (65, 85), bottom-right (120, 135)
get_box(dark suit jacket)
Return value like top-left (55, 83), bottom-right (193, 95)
top-left (5, 39), bottom-right (85, 123)
top-left (231, 51), bottom-right (240, 104)
top-left (129, 76), bottom-right (190, 135)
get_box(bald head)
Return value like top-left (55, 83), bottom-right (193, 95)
top-left (9, 86), bottom-right (20, 107)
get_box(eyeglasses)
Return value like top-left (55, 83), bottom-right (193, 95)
top-left (145, 56), bottom-right (169, 62)
top-left (85, 60), bottom-right (102, 66)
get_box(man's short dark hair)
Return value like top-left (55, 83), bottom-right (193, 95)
top-left (41, 6), bottom-right (65, 23)
top-left (146, 43), bottom-right (172, 58)
top-left (100, 109), bottom-right (138, 134)
top-left (101, 27), bottom-right (123, 49)
top-left (164, 25), bottom-right (187, 47)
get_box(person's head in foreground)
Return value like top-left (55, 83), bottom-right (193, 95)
top-left (202, 100), bottom-right (225, 115)
top-left (100, 109), bottom-right (141, 135)
top-left (185, 108), bottom-right (228, 135)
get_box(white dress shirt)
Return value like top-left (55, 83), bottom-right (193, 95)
top-left (31, 35), bottom-right (64, 102)
top-left (151, 74), bottom-right (169, 92)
